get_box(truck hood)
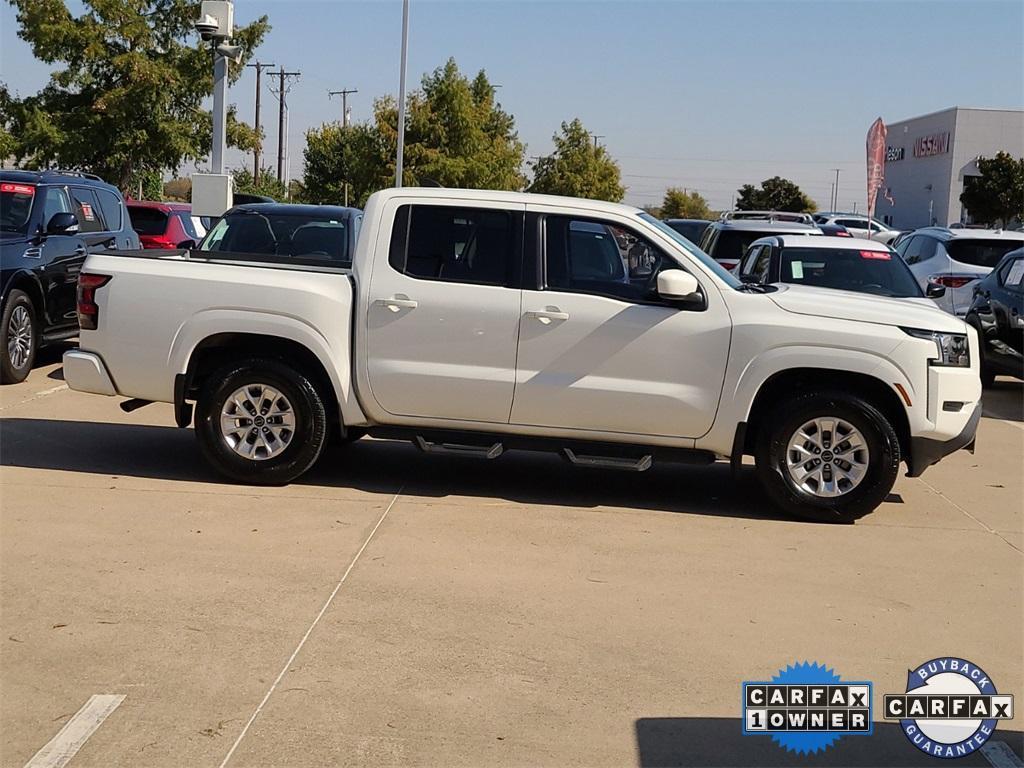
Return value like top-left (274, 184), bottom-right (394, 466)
top-left (768, 283), bottom-right (967, 333)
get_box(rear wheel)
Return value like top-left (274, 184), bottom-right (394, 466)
top-left (1, 290), bottom-right (37, 384)
top-left (754, 391), bottom-right (900, 523)
top-left (195, 357), bottom-right (327, 485)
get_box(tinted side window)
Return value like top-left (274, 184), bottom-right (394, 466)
top-left (739, 245), bottom-right (762, 278)
top-left (178, 213), bottom-right (201, 240)
top-left (96, 190), bottom-right (123, 231)
top-left (999, 257), bottom-right (1024, 290)
top-left (752, 244), bottom-right (772, 281)
top-left (69, 187), bottom-right (103, 232)
top-left (545, 216), bottom-right (665, 302)
top-left (40, 186), bottom-right (72, 227)
top-left (389, 205), bottom-right (514, 286)
top-left (904, 236), bottom-right (936, 264)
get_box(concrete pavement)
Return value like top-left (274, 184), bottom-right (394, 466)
top-left (1, 353), bottom-right (1021, 767)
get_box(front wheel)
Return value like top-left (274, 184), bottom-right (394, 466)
top-left (195, 357), bottom-right (328, 485)
top-left (1, 290), bottom-right (38, 384)
top-left (754, 391), bottom-right (900, 523)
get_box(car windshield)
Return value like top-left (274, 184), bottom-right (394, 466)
top-left (639, 213), bottom-right (741, 287)
top-left (128, 207), bottom-right (169, 236)
top-left (0, 183), bottom-right (36, 234)
top-left (198, 210), bottom-right (351, 266)
top-left (946, 238), bottom-right (1024, 269)
top-left (780, 246), bottom-right (923, 297)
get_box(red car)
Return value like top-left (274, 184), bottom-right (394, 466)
top-left (126, 201), bottom-right (207, 249)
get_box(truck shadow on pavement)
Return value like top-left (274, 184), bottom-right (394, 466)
top-left (0, 417), bottom-right (790, 522)
top-left (635, 717), bottom-right (1023, 767)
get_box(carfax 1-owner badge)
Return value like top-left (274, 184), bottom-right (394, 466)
top-left (885, 657), bottom-right (1014, 759)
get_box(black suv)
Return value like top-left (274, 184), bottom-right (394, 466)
top-left (0, 170), bottom-right (140, 383)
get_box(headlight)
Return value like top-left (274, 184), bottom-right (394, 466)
top-left (900, 327), bottom-right (970, 367)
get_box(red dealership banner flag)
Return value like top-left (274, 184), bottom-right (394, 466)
top-left (866, 117), bottom-right (887, 219)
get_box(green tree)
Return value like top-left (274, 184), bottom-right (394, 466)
top-left (163, 176), bottom-right (191, 202)
top-left (5, 0), bottom-right (268, 192)
top-left (232, 167), bottom-right (286, 201)
top-left (959, 152), bottom-right (1024, 227)
top-left (527, 118), bottom-right (624, 202)
top-left (660, 187), bottom-right (712, 219)
top-left (0, 83), bottom-right (19, 161)
top-left (736, 176), bottom-right (816, 213)
top-left (303, 121), bottom-right (390, 207)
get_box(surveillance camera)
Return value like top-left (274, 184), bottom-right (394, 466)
top-left (194, 13), bottom-right (220, 40)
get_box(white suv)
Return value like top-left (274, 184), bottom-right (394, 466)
top-left (813, 213), bottom-right (899, 244)
top-left (895, 227), bottom-right (1024, 315)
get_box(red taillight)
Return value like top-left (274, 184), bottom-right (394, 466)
top-left (77, 273), bottom-right (112, 330)
top-left (859, 250), bottom-right (891, 260)
top-left (930, 275), bottom-right (975, 289)
top-left (836, 231), bottom-right (852, 237)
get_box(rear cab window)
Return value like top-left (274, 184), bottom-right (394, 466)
top-left (200, 209), bottom-right (353, 267)
top-left (388, 204), bottom-right (517, 286)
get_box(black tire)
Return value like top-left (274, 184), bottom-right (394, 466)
top-left (1, 289), bottom-right (38, 384)
top-left (754, 390), bottom-right (900, 523)
top-left (194, 357), bottom-right (328, 485)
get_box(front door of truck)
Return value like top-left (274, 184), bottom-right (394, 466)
top-left (364, 200), bottom-right (525, 424)
top-left (510, 208), bottom-right (731, 439)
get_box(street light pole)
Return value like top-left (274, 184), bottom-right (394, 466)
top-left (211, 49), bottom-right (228, 174)
top-left (395, 0), bottom-right (410, 187)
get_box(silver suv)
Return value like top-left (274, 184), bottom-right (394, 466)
top-left (698, 212), bottom-right (822, 271)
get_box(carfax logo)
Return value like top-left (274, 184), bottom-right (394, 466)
top-left (885, 657), bottom-right (1014, 759)
top-left (742, 661), bottom-right (873, 755)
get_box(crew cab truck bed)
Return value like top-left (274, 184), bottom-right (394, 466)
top-left (65, 188), bottom-right (982, 523)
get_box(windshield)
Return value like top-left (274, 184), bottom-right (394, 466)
top-left (639, 213), bottom-right (741, 287)
top-left (0, 183), bottom-right (36, 234)
top-left (199, 210), bottom-right (351, 266)
top-left (946, 238), bottom-right (1024, 269)
top-left (781, 246), bottom-right (922, 298)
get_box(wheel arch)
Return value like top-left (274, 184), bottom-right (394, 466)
top-left (2, 270), bottom-right (47, 324)
top-left (180, 331), bottom-right (357, 436)
top-left (740, 367), bottom-right (911, 464)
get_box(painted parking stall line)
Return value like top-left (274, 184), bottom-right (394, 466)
top-left (23, 694), bottom-right (125, 768)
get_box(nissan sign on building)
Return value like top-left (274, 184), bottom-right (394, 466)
top-left (873, 107), bottom-right (1023, 229)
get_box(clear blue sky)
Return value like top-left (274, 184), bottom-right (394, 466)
top-left (2, 0), bottom-right (1022, 209)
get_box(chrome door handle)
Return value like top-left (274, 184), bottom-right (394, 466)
top-left (525, 309), bottom-right (569, 325)
top-left (378, 296), bottom-right (418, 312)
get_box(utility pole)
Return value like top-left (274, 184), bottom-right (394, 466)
top-left (329, 88), bottom-right (358, 126)
top-left (830, 168), bottom-right (841, 211)
top-left (246, 61), bottom-right (275, 184)
top-left (590, 133), bottom-right (605, 148)
top-left (395, 0), bottom-right (410, 187)
top-left (270, 66), bottom-right (301, 184)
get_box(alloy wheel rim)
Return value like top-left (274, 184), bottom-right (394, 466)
top-left (7, 306), bottom-right (33, 370)
top-left (785, 416), bottom-right (870, 498)
top-left (220, 383), bottom-right (296, 461)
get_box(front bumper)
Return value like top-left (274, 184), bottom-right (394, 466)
top-left (63, 350), bottom-right (117, 396)
top-left (906, 401), bottom-right (981, 477)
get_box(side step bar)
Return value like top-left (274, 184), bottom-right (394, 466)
top-left (562, 448), bottom-right (652, 472)
top-left (414, 435), bottom-right (504, 459)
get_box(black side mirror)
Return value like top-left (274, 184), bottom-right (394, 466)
top-left (926, 282), bottom-right (946, 298)
top-left (46, 212), bottom-right (80, 235)
top-left (177, 240), bottom-right (196, 250)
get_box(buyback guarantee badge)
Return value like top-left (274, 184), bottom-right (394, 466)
top-left (885, 657), bottom-right (1014, 759)
top-left (742, 661), bottom-right (873, 755)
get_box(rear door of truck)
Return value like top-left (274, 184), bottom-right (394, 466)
top-left (363, 198), bottom-right (525, 424)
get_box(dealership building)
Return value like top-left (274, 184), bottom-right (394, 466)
top-left (873, 106), bottom-right (1023, 230)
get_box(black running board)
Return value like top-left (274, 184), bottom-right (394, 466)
top-left (367, 426), bottom-right (713, 471)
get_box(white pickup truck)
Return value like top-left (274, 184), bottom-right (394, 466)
top-left (64, 188), bottom-right (982, 522)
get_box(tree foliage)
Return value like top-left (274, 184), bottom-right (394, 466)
top-left (303, 59), bottom-right (524, 207)
top-left (660, 187), bottom-right (712, 219)
top-left (736, 176), bottom-right (816, 213)
top-left (527, 119), bottom-right (624, 202)
top-left (4, 0), bottom-right (268, 192)
top-left (959, 152), bottom-right (1024, 227)
top-left (232, 167), bottom-right (287, 201)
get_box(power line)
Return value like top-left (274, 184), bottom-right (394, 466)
top-left (246, 61), bottom-right (275, 184)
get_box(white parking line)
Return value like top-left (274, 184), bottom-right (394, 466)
top-left (23, 694), bottom-right (125, 768)
top-left (0, 383), bottom-right (68, 413)
top-left (218, 486), bottom-right (405, 768)
top-left (35, 384), bottom-right (69, 396)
